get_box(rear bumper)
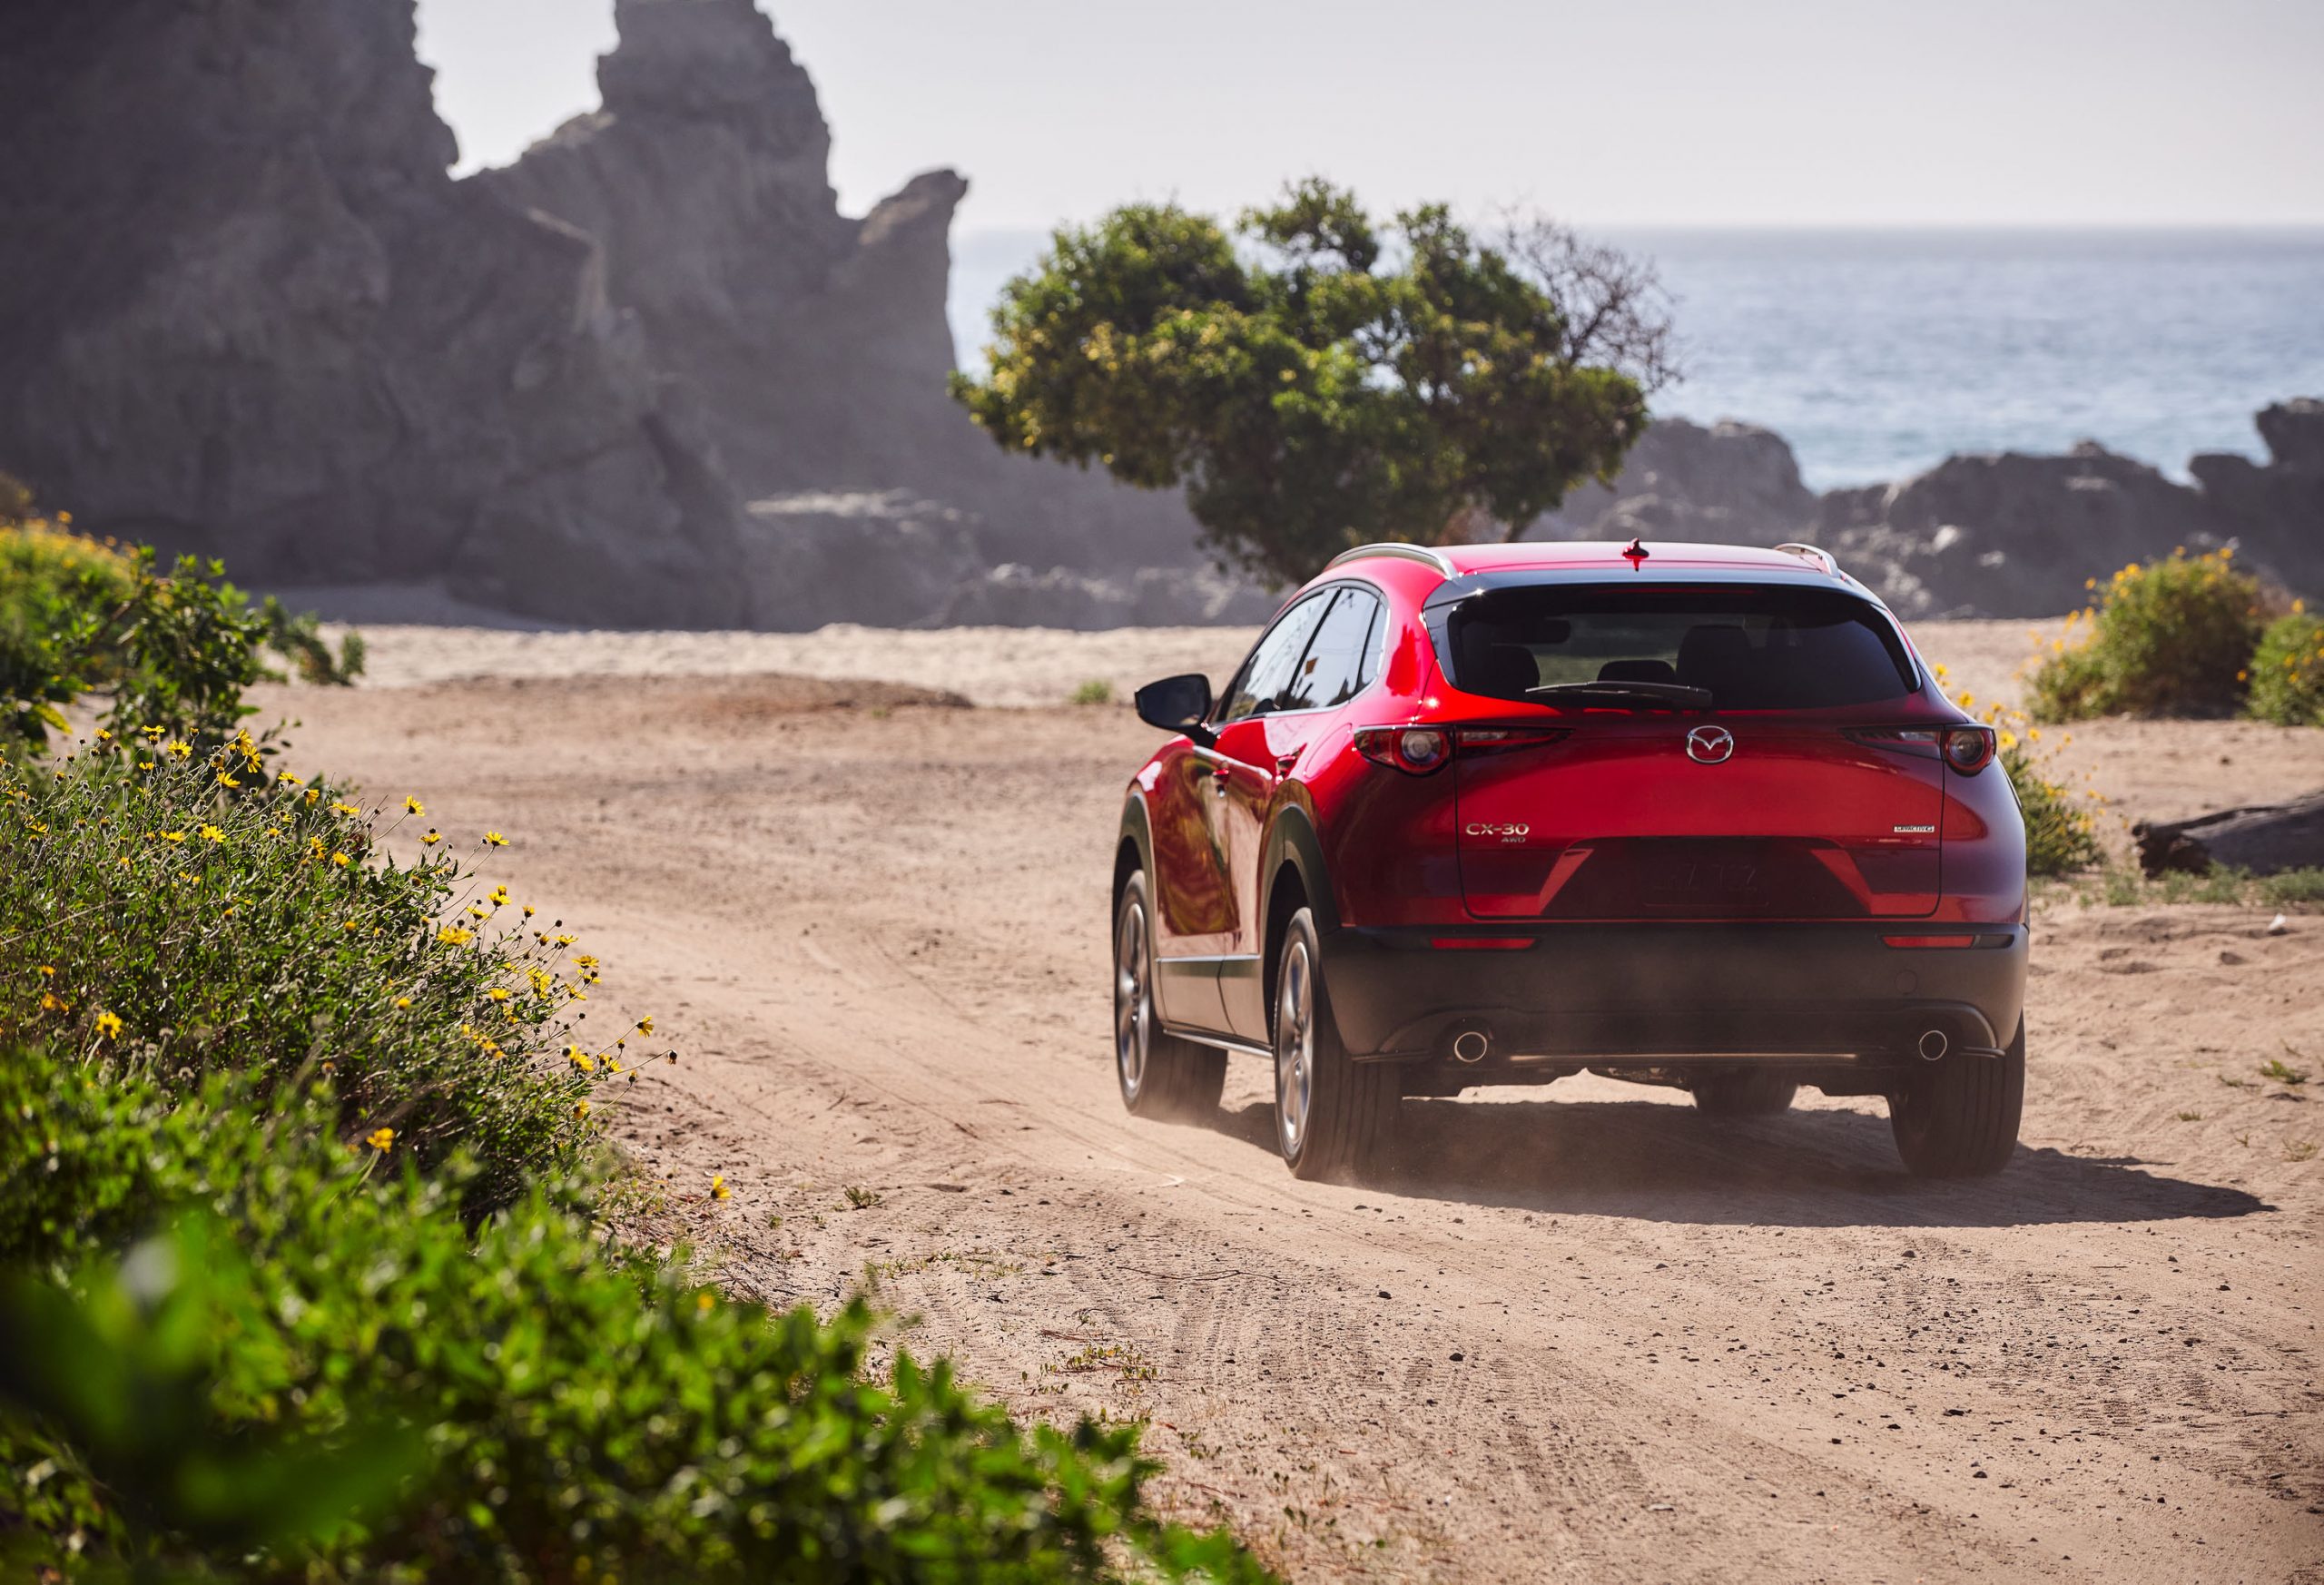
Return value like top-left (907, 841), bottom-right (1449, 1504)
top-left (1321, 922), bottom-right (2026, 1064)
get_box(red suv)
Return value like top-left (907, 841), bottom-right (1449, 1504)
top-left (1113, 540), bottom-right (2026, 1181)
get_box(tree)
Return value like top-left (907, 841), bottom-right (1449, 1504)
top-left (950, 180), bottom-right (1673, 586)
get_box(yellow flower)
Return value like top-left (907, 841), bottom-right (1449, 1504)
top-left (466, 905), bottom-right (487, 920)
top-left (331, 801), bottom-right (361, 817)
top-left (304, 789), bottom-right (320, 806)
top-left (437, 926), bottom-right (474, 946)
top-left (527, 967), bottom-right (554, 995)
top-left (488, 886), bottom-right (510, 907)
top-left (366, 1127), bottom-right (395, 1152)
top-left (636, 1017), bottom-right (655, 1036)
top-left (280, 773), bottom-right (303, 786)
top-left (264, 826), bottom-right (281, 837)
top-left (36, 965), bottom-right (54, 978)
top-left (395, 996), bottom-right (413, 1009)
top-left (199, 824), bottom-right (225, 843)
top-left (139, 725), bottom-right (164, 742)
top-left (522, 905), bottom-right (535, 919)
top-left (39, 991), bottom-right (70, 1014)
top-left (157, 830), bottom-right (187, 844)
top-left (573, 953), bottom-right (598, 969)
top-left (554, 934), bottom-right (577, 947)
top-left (575, 1101), bottom-right (591, 1119)
top-left (487, 988), bottom-right (511, 1001)
top-left (331, 852), bottom-right (350, 868)
top-left (483, 832), bottom-right (507, 847)
top-left (165, 740), bottom-right (192, 760)
top-left (216, 772), bottom-right (241, 789)
top-left (94, 728), bottom-right (112, 742)
top-left (94, 1010), bottom-right (123, 1039)
top-left (567, 1045), bottom-right (595, 1071)
top-left (403, 796), bottom-right (425, 815)
top-left (343, 920), bottom-right (359, 931)
top-left (711, 1175), bottom-right (730, 1201)
top-left (420, 829), bottom-right (442, 846)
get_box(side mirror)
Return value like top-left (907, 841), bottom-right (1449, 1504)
top-left (1134, 674), bottom-right (1215, 742)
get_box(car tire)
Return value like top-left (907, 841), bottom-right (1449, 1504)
top-left (1274, 908), bottom-right (1395, 1180)
top-left (1114, 872), bottom-right (1226, 1119)
top-left (1691, 1070), bottom-right (1798, 1117)
top-left (1888, 1019), bottom-right (2024, 1177)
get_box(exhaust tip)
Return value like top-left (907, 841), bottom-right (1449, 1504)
top-left (1916, 1028), bottom-right (1950, 1062)
top-left (1451, 1029), bottom-right (1491, 1065)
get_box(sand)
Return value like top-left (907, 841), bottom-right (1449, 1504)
top-left (253, 615), bottom-right (2324, 1583)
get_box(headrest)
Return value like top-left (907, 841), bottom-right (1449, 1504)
top-left (1676, 624), bottom-right (1752, 690)
top-left (1597, 658), bottom-right (1679, 685)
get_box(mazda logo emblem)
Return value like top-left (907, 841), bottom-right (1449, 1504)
top-left (1686, 725), bottom-right (1735, 764)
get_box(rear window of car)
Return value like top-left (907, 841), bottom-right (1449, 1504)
top-left (1443, 583), bottom-right (1921, 709)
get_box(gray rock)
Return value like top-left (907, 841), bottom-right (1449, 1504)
top-left (1532, 418), bottom-right (1818, 546)
top-left (1818, 442), bottom-right (2226, 617)
top-left (0, 0), bottom-right (750, 628)
top-left (486, 0), bottom-right (1226, 602)
top-left (932, 565), bottom-right (1277, 631)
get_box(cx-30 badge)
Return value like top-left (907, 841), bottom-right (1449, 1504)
top-left (1686, 725), bottom-right (1735, 764)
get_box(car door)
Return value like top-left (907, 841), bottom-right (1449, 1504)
top-left (1208, 586), bottom-right (1384, 1040)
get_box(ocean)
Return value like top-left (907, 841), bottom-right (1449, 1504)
top-left (949, 227), bottom-right (2324, 493)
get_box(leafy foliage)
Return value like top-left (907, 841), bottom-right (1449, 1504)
top-left (951, 182), bottom-right (1658, 586)
top-left (1932, 665), bottom-right (2103, 876)
top-left (1, 478), bottom-right (360, 764)
top-left (0, 743), bottom-right (602, 1209)
top-left (0, 736), bottom-right (1265, 1581)
top-left (2246, 605), bottom-right (2324, 727)
top-left (0, 1054), bottom-right (1268, 1582)
top-left (2026, 548), bottom-right (2262, 721)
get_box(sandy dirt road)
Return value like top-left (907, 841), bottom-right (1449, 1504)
top-left (256, 621), bottom-right (2324, 1583)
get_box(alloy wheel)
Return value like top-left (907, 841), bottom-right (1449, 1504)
top-left (1114, 898), bottom-right (1149, 1098)
top-left (1276, 937), bottom-right (1315, 1155)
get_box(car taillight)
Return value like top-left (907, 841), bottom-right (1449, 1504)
top-left (1941, 725), bottom-right (1995, 774)
top-left (1881, 934), bottom-right (1977, 949)
top-left (1352, 726), bottom-right (1447, 774)
top-left (1850, 724), bottom-right (1994, 775)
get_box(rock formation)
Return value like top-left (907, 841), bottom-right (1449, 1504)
top-left (1531, 418), bottom-right (1819, 546)
top-left (0, 0), bottom-right (2312, 631)
top-left (0, 0), bottom-right (751, 627)
top-left (484, 0), bottom-right (1226, 616)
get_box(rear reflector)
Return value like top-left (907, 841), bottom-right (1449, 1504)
top-left (1430, 937), bottom-right (1535, 951)
top-left (1881, 934), bottom-right (1977, 949)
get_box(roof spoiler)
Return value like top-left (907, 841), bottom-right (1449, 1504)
top-left (1325, 542), bottom-right (1458, 576)
top-left (1772, 542), bottom-right (1841, 576)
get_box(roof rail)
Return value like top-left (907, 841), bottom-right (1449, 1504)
top-left (1325, 542), bottom-right (1457, 576)
top-left (1772, 542), bottom-right (1840, 576)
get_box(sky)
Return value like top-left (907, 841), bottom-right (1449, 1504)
top-left (416, 0), bottom-right (2324, 232)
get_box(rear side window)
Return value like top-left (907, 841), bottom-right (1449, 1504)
top-left (1443, 584), bottom-right (1919, 710)
top-left (1218, 592), bottom-right (1333, 722)
top-left (1280, 587), bottom-right (1384, 711)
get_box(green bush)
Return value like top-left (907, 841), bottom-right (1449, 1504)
top-left (1, 743), bottom-right (1264, 1580)
top-left (1, 480), bottom-right (360, 764)
top-left (2001, 730), bottom-right (2103, 876)
top-left (1, 745), bottom-right (600, 1209)
top-left (0, 1054), bottom-right (1266, 1582)
top-left (2026, 548), bottom-right (2262, 721)
top-left (2246, 605), bottom-right (2324, 727)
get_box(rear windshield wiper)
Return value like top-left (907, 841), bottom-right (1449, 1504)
top-left (1524, 680), bottom-right (1714, 711)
